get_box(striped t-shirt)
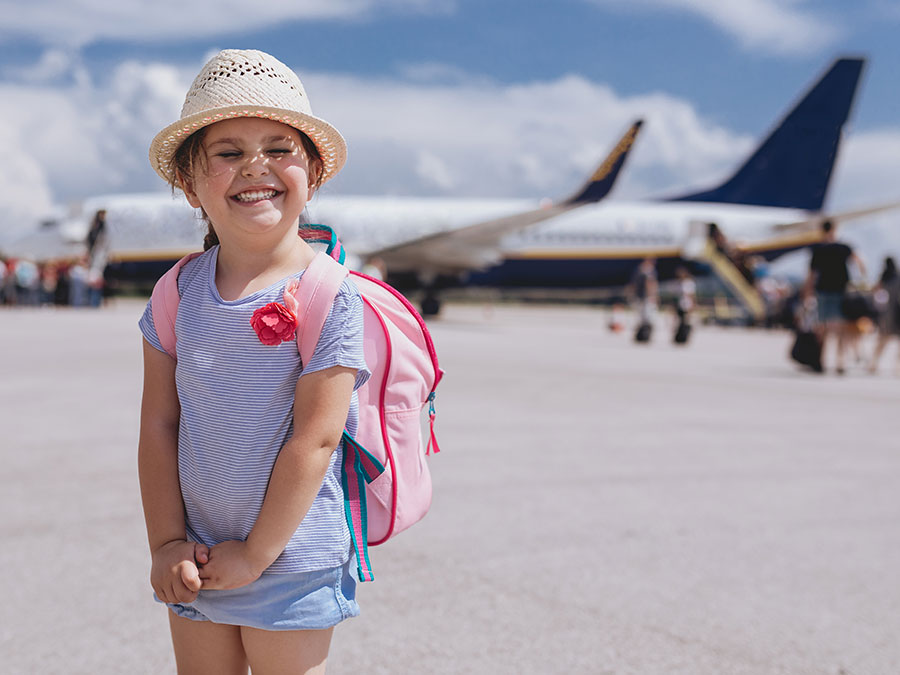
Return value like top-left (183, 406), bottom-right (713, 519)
top-left (139, 246), bottom-right (370, 573)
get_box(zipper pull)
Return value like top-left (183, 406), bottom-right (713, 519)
top-left (426, 391), bottom-right (441, 455)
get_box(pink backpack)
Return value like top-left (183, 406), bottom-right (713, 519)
top-left (150, 225), bottom-right (444, 582)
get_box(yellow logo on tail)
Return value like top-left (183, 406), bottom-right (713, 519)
top-left (589, 124), bottom-right (639, 182)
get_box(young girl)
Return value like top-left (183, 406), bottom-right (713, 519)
top-left (138, 49), bottom-right (369, 674)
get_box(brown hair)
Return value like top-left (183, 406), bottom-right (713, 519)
top-left (170, 126), bottom-right (325, 251)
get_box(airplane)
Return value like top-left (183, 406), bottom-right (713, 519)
top-left (320, 56), bottom-right (896, 317)
top-left (8, 119), bottom-right (644, 302)
top-left (8, 56), bottom-right (896, 319)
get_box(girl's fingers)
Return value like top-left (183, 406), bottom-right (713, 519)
top-left (194, 542), bottom-right (210, 565)
top-left (162, 582), bottom-right (175, 605)
top-left (174, 576), bottom-right (199, 603)
top-left (180, 562), bottom-right (202, 593)
top-left (197, 562), bottom-right (214, 586)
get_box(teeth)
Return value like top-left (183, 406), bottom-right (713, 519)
top-left (234, 190), bottom-right (278, 202)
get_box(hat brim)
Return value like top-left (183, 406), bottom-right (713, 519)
top-left (149, 105), bottom-right (347, 187)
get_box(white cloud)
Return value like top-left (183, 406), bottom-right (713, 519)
top-left (307, 70), bottom-right (751, 201)
top-left (0, 123), bottom-right (56, 233)
top-left (588, 0), bottom-right (839, 55)
top-left (0, 0), bottom-right (452, 46)
top-left (415, 151), bottom-right (457, 191)
top-left (4, 48), bottom-right (75, 83)
top-left (0, 53), bottom-right (191, 242)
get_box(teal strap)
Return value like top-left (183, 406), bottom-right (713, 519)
top-left (340, 430), bottom-right (385, 582)
top-left (298, 224), bottom-right (346, 264)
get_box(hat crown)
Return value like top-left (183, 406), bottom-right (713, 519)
top-left (181, 49), bottom-right (312, 119)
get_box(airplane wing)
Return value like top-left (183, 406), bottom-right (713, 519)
top-left (371, 201), bottom-right (576, 272)
top-left (771, 200), bottom-right (900, 233)
top-left (369, 120), bottom-right (643, 274)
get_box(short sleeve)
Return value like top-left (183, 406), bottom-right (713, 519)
top-left (809, 247), bottom-right (820, 272)
top-left (138, 299), bottom-right (166, 354)
top-left (138, 252), bottom-right (207, 356)
top-left (300, 279), bottom-right (371, 390)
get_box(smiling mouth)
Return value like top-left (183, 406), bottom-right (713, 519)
top-left (232, 189), bottom-right (281, 203)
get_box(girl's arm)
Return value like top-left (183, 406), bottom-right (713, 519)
top-left (199, 364), bottom-right (357, 590)
top-left (138, 340), bottom-right (208, 602)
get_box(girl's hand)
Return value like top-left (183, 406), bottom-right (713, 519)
top-left (198, 540), bottom-right (268, 590)
top-left (150, 539), bottom-right (210, 604)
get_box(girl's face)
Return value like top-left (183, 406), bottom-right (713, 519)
top-left (182, 117), bottom-right (320, 242)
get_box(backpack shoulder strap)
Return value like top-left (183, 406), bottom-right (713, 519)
top-left (150, 252), bottom-right (203, 359)
top-left (294, 251), bottom-right (350, 367)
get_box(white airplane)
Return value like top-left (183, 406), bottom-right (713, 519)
top-left (341, 55), bottom-right (895, 317)
top-left (324, 56), bottom-right (891, 302)
top-left (10, 56), bottom-right (896, 318)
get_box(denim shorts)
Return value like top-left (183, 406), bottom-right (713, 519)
top-left (817, 292), bottom-right (844, 323)
top-left (161, 557), bottom-right (359, 631)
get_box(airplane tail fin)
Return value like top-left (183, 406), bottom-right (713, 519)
top-left (566, 119), bottom-right (643, 204)
top-left (670, 57), bottom-right (865, 211)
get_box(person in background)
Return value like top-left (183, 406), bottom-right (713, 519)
top-left (673, 266), bottom-right (696, 344)
top-left (68, 257), bottom-right (90, 307)
top-left (360, 256), bottom-right (386, 282)
top-left (87, 265), bottom-right (104, 308)
top-left (1, 258), bottom-right (16, 305)
top-left (803, 220), bottom-right (866, 374)
top-left (40, 263), bottom-right (59, 306)
top-left (14, 258), bottom-right (40, 306)
top-left (627, 257), bottom-right (658, 342)
top-left (86, 209), bottom-right (108, 259)
top-left (54, 261), bottom-right (71, 306)
top-left (85, 209), bottom-right (111, 307)
top-left (0, 257), bottom-right (7, 305)
top-left (868, 256), bottom-right (900, 375)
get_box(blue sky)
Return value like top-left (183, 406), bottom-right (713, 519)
top-left (1, 0), bottom-right (899, 259)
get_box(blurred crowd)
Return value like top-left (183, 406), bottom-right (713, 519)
top-left (0, 255), bottom-right (107, 308)
top-left (615, 220), bottom-right (900, 376)
top-left (0, 209), bottom-right (111, 309)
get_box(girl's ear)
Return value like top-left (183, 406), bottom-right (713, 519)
top-left (177, 170), bottom-right (202, 209)
top-left (307, 157), bottom-right (325, 194)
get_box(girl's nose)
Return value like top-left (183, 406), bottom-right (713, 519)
top-left (240, 151), bottom-right (270, 177)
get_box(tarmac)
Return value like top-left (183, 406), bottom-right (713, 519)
top-left (1, 299), bottom-right (898, 674)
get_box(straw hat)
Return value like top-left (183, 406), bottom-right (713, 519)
top-left (149, 49), bottom-right (346, 186)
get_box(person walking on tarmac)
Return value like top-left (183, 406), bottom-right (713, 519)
top-left (627, 257), bottom-right (658, 343)
top-left (673, 266), bottom-right (696, 344)
top-left (803, 220), bottom-right (867, 374)
top-left (868, 256), bottom-right (900, 375)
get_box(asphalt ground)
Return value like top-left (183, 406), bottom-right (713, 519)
top-left (1, 300), bottom-right (898, 674)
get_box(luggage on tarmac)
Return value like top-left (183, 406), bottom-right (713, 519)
top-left (634, 322), bottom-right (652, 343)
top-left (790, 329), bottom-right (823, 372)
top-left (673, 320), bottom-right (692, 344)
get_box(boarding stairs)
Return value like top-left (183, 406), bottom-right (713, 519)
top-left (682, 222), bottom-right (766, 323)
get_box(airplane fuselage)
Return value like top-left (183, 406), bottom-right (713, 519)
top-left (312, 197), bottom-right (817, 287)
top-left (56, 192), bottom-right (818, 291)
top-left (482, 200), bottom-right (816, 287)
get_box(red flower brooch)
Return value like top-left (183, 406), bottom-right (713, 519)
top-left (250, 280), bottom-right (301, 346)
